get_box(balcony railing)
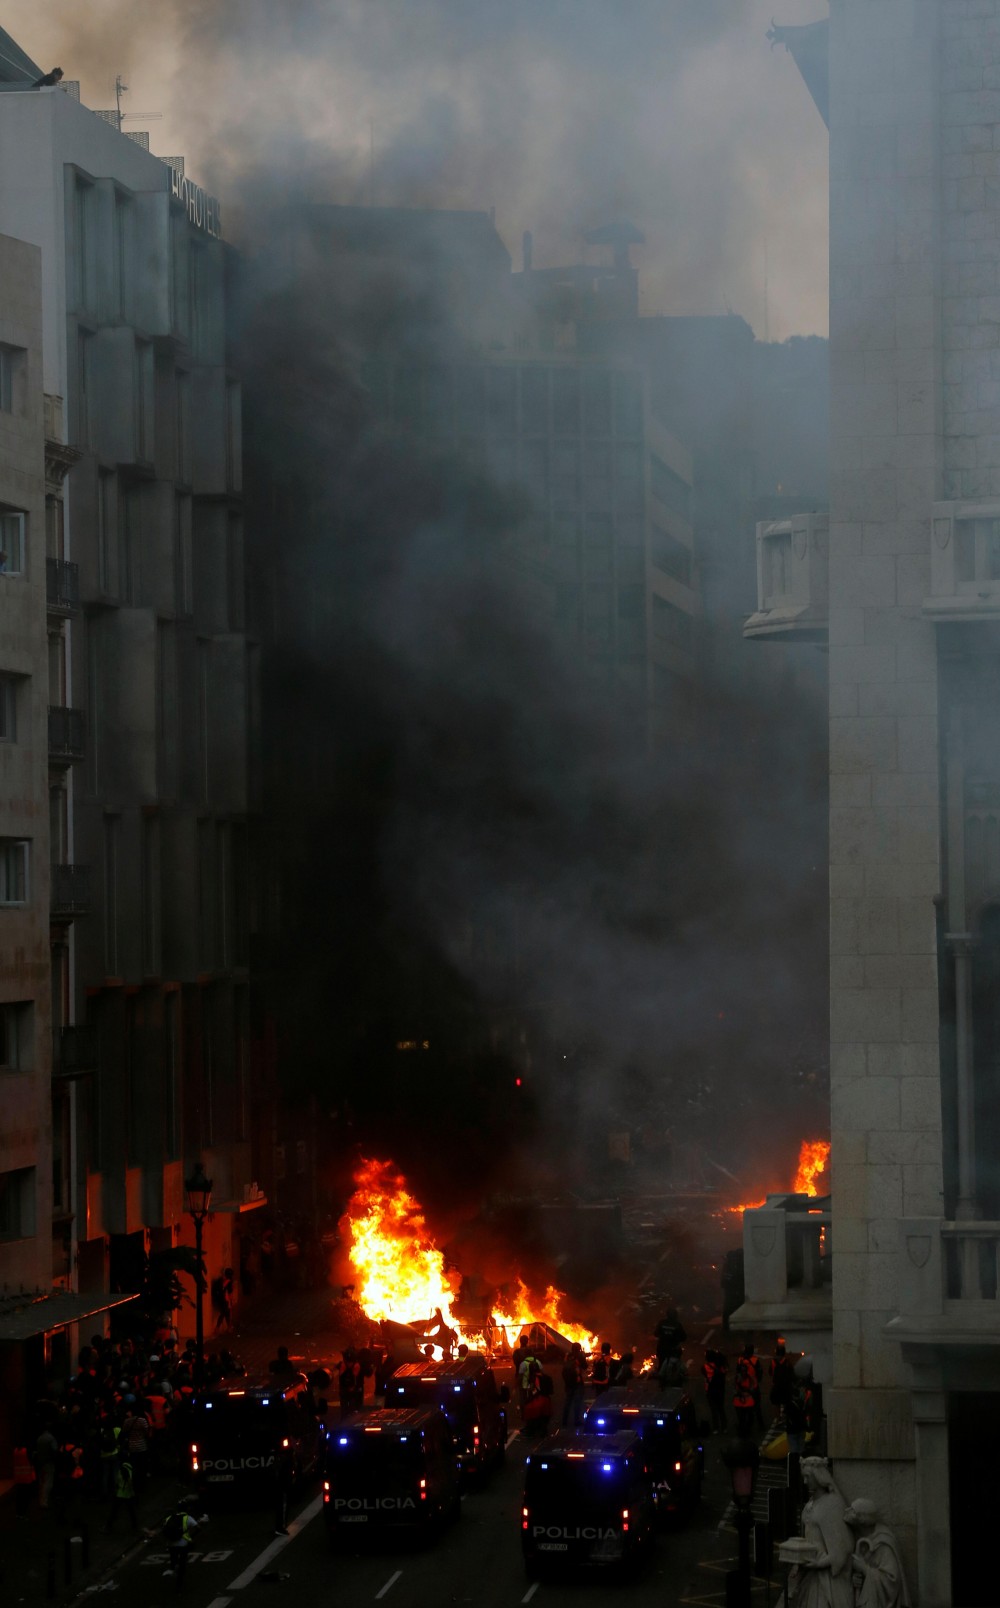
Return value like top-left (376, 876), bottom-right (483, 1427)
top-left (46, 558), bottom-right (80, 615)
top-left (56, 1024), bottom-right (98, 1077)
top-left (50, 863), bottom-right (92, 918)
top-left (48, 705), bottom-right (86, 765)
top-left (890, 1217), bottom-right (1000, 1346)
top-left (728, 1194), bottom-right (832, 1346)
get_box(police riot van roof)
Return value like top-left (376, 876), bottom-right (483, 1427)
top-left (391, 1357), bottom-right (491, 1386)
top-left (525, 1429), bottom-right (640, 1464)
top-left (586, 1382), bottom-right (687, 1425)
top-left (334, 1405), bottom-right (446, 1438)
top-left (194, 1375), bottom-right (308, 1405)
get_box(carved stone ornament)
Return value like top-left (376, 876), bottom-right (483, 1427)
top-left (906, 1235), bottom-right (931, 1270)
top-left (751, 1223), bottom-right (777, 1258)
top-left (793, 526), bottom-right (807, 560)
top-left (934, 517), bottom-right (952, 550)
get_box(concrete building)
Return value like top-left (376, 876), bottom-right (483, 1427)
top-left (0, 38), bottom-right (263, 1443)
top-left (759, 6), bottom-right (1000, 1601)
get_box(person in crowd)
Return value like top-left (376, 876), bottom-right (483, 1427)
top-left (105, 1453), bottom-right (139, 1534)
top-left (702, 1346), bottom-right (728, 1433)
top-left (769, 1338), bottom-right (795, 1424)
top-left (32, 1422), bottom-right (59, 1509)
top-left (163, 1504), bottom-right (208, 1587)
top-left (211, 1268), bottom-right (235, 1334)
top-left (122, 1399), bottom-right (150, 1494)
top-left (561, 1342), bottom-right (588, 1429)
top-left (733, 1345), bottom-right (759, 1437)
top-left (267, 1344), bottom-right (298, 1380)
top-left (590, 1341), bottom-right (615, 1393)
top-left (654, 1307), bottom-right (687, 1367)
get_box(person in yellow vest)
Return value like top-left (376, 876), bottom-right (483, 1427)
top-left (104, 1455), bottom-right (139, 1533)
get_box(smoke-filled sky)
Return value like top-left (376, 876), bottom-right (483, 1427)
top-left (6, 0), bottom-right (829, 337)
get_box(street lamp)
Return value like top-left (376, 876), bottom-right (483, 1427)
top-left (184, 1161), bottom-right (213, 1384)
top-left (723, 1436), bottom-right (760, 1608)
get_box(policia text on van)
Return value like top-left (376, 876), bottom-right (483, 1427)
top-left (187, 1379), bottom-right (323, 1495)
top-left (521, 1431), bottom-right (656, 1577)
top-left (324, 1407), bottom-right (461, 1541)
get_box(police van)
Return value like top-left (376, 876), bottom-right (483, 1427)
top-left (521, 1430), bottom-right (656, 1577)
top-left (583, 1381), bottom-right (703, 1514)
top-left (187, 1377), bottom-right (323, 1498)
top-left (323, 1406), bottom-right (461, 1542)
top-left (387, 1358), bottom-right (509, 1478)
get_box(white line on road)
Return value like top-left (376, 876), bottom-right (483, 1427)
top-left (506, 1429), bottom-right (519, 1447)
top-left (521, 1584), bottom-right (539, 1604)
top-left (226, 1493), bottom-right (324, 1590)
top-left (375, 1571), bottom-right (402, 1599)
top-left (206, 1598), bottom-right (233, 1608)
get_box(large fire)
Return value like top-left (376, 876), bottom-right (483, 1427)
top-left (342, 1157), bottom-right (600, 1355)
top-left (727, 1138), bottom-right (831, 1214)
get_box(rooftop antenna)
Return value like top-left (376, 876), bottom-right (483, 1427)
top-left (113, 74), bottom-right (162, 133)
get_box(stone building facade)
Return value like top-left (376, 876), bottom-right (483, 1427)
top-left (761, 4), bottom-right (1000, 1602)
top-left (0, 61), bottom-right (264, 1429)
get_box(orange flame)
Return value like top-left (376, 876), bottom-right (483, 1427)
top-left (793, 1139), bottom-right (831, 1197)
top-left (341, 1157), bottom-right (599, 1355)
top-left (727, 1138), bottom-right (830, 1214)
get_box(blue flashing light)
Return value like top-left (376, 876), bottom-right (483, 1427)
top-left (540, 1462), bottom-right (548, 1470)
top-left (397, 1386), bottom-right (405, 1394)
top-left (656, 1419), bottom-right (664, 1426)
top-left (338, 1437), bottom-right (349, 1445)
top-left (400, 1436), bottom-right (408, 1443)
top-left (596, 1417), bottom-right (606, 1426)
top-left (453, 1384), bottom-right (462, 1392)
top-left (262, 1399), bottom-right (270, 1407)
top-left (602, 1462), bottom-right (612, 1472)
top-left (205, 1402), bottom-right (213, 1410)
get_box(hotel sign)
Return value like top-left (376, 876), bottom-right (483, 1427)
top-left (170, 168), bottom-right (222, 240)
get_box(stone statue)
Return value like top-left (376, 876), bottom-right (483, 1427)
top-left (785, 1456), bottom-right (855, 1608)
top-left (844, 1497), bottom-right (911, 1608)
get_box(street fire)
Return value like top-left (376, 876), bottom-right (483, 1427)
top-left (342, 1157), bottom-right (599, 1354)
top-left (726, 1137), bottom-right (830, 1214)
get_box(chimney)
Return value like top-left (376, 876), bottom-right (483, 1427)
top-left (523, 230), bottom-right (533, 273)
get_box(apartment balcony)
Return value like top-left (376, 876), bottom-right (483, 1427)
top-left (46, 557), bottom-right (80, 617)
top-left (888, 1217), bottom-right (1000, 1350)
top-left (925, 500), bottom-right (1000, 621)
top-left (55, 1024), bottom-right (98, 1078)
top-left (743, 513), bottom-right (828, 641)
top-left (50, 863), bottom-right (92, 920)
top-left (728, 1193), bottom-right (833, 1376)
top-left (48, 705), bottom-right (86, 767)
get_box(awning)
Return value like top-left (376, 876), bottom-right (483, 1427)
top-left (0, 1290), bottom-right (139, 1343)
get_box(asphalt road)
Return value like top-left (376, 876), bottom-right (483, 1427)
top-left (90, 1423), bottom-right (760, 1608)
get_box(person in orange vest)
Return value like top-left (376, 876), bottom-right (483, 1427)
top-left (733, 1345), bottom-right (758, 1436)
top-left (13, 1444), bottom-right (36, 1516)
top-left (702, 1347), bottom-right (728, 1434)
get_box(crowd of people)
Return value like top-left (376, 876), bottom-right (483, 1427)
top-left (702, 1336), bottom-right (820, 1450)
top-left (13, 1320), bottom-right (245, 1526)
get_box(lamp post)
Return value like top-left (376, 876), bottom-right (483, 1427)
top-left (723, 1436), bottom-right (760, 1608)
top-left (184, 1161), bottom-right (213, 1385)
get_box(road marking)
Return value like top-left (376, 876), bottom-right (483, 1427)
top-left (506, 1429), bottom-right (519, 1447)
top-left (375, 1571), bottom-right (402, 1599)
top-left (226, 1493), bottom-right (323, 1589)
top-left (521, 1584), bottom-right (539, 1603)
top-left (206, 1599), bottom-right (233, 1608)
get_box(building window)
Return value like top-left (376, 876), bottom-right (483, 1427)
top-left (552, 444), bottom-right (579, 510)
top-left (486, 366), bottom-right (516, 435)
top-left (142, 812), bottom-right (160, 976)
top-left (954, 516), bottom-right (1000, 586)
top-left (0, 1003), bottom-right (31, 1072)
top-left (73, 180), bottom-right (92, 310)
top-left (652, 594), bottom-right (694, 655)
top-left (225, 382), bottom-right (241, 492)
top-left (164, 992), bottom-right (180, 1160)
top-left (764, 530), bottom-right (793, 603)
top-left (175, 371), bottom-right (190, 482)
top-left (583, 445), bottom-right (612, 511)
top-left (520, 368), bottom-right (548, 435)
top-left (113, 192), bottom-right (131, 319)
top-left (650, 455), bottom-right (692, 524)
top-left (651, 524), bottom-right (693, 588)
top-left (134, 341), bottom-right (153, 462)
top-left (0, 345), bottom-right (25, 414)
top-left (614, 372), bottom-right (642, 437)
top-left (227, 515), bottom-right (245, 632)
top-left (97, 470), bottom-right (115, 593)
top-left (0, 674), bottom-right (18, 741)
top-left (0, 509), bottom-right (26, 575)
top-left (552, 369), bottom-right (580, 435)
top-left (583, 370), bottom-right (612, 438)
top-left (77, 329), bottom-right (93, 446)
top-left (118, 485), bottom-right (141, 604)
top-left (175, 496), bottom-right (193, 616)
top-left (103, 815), bottom-right (119, 974)
top-left (0, 1167), bottom-right (36, 1240)
top-left (0, 840), bottom-right (29, 904)
top-left (455, 367), bottom-right (485, 436)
